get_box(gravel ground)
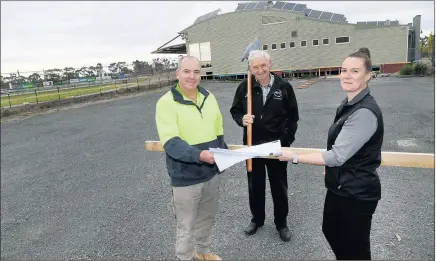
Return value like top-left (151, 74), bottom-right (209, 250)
top-left (1, 76), bottom-right (434, 260)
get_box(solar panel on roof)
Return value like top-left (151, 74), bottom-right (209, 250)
top-left (282, 2), bottom-right (296, 10)
top-left (308, 10), bottom-right (322, 19)
top-left (235, 3), bottom-right (248, 11)
top-left (331, 13), bottom-right (344, 22)
top-left (304, 8), bottom-right (312, 16)
top-left (193, 9), bottom-right (220, 24)
top-left (254, 1), bottom-right (267, 9)
top-left (272, 1), bottom-right (286, 9)
top-left (319, 12), bottom-right (333, 20)
top-left (293, 4), bottom-right (306, 12)
top-left (245, 2), bottom-right (258, 10)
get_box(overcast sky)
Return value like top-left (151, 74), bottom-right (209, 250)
top-left (1, 1), bottom-right (434, 74)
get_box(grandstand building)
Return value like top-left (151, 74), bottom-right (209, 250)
top-left (152, 1), bottom-right (422, 78)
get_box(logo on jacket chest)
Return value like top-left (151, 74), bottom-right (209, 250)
top-left (272, 90), bottom-right (282, 100)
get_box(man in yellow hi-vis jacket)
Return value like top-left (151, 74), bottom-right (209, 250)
top-left (155, 56), bottom-right (227, 261)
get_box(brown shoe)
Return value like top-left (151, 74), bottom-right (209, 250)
top-left (193, 252), bottom-right (222, 260)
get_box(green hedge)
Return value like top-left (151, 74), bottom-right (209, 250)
top-left (399, 62), bottom-right (431, 75)
top-left (400, 64), bottom-right (414, 75)
top-left (413, 63), bottom-right (428, 75)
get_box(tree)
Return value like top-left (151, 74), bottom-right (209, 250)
top-left (63, 67), bottom-right (77, 81)
top-left (420, 35), bottom-right (429, 57)
top-left (96, 63), bottom-right (103, 77)
top-left (426, 33), bottom-right (434, 65)
top-left (44, 69), bottom-right (63, 83)
top-left (132, 60), bottom-right (153, 75)
top-left (88, 66), bottom-right (96, 76)
top-left (133, 60), bottom-right (143, 73)
top-left (116, 62), bottom-right (131, 74)
top-left (420, 32), bottom-right (434, 57)
top-left (152, 58), bottom-right (165, 72)
top-left (0, 75), bottom-right (7, 89)
top-left (8, 73), bottom-right (18, 85)
top-left (27, 73), bottom-right (42, 84)
top-left (108, 63), bottom-right (118, 74)
top-left (3, 76), bottom-right (10, 84)
top-left (120, 67), bottom-right (132, 74)
top-left (161, 57), bottom-right (171, 71)
top-left (17, 75), bottom-right (26, 85)
top-left (77, 66), bottom-right (89, 77)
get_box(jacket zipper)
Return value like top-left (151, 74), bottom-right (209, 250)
top-left (196, 106), bottom-right (203, 118)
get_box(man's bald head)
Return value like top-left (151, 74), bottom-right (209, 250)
top-left (177, 56), bottom-right (200, 71)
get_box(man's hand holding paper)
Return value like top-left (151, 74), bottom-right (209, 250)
top-left (210, 140), bottom-right (283, 172)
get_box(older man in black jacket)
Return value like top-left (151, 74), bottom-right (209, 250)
top-left (230, 50), bottom-right (299, 242)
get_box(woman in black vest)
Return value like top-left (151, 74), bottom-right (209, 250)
top-left (279, 48), bottom-right (384, 260)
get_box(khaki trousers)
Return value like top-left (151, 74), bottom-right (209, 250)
top-left (172, 174), bottom-right (220, 260)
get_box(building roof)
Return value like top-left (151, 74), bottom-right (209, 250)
top-left (182, 1), bottom-right (406, 32)
top-left (151, 34), bottom-right (187, 54)
top-left (152, 1), bottom-right (406, 54)
top-left (151, 43), bottom-right (186, 54)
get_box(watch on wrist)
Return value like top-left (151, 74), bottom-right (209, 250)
top-left (291, 153), bottom-right (298, 164)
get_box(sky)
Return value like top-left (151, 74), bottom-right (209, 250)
top-left (1, 1), bottom-right (434, 75)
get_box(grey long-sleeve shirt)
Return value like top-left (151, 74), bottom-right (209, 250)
top-left (321, 99), bottom-right (378, 167)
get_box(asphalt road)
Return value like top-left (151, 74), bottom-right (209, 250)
top-left (1, 76), bottom-right (434, 260)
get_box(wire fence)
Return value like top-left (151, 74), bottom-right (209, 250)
top-left (0, 59), bottom-right (179, 91)
top-left (1, 71), bottom-right (177, 109)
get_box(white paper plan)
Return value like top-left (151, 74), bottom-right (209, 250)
top-left (209, 140), bottom-right (283, 172)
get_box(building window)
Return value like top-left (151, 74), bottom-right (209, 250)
top-left (336, 36), bottom-right (350, 44)
top-left (290, 42), bottom-right (295, 48)
top-left (300, 40), bottom-right (307, 47)
top-left (312, 39), bottom-right (319, 46)
top-left (280, 42), bottom-right (286, 49)
top-left (272, 43), bottom-right (277, 50)
top-left (263, 44), bottom-right (268, 50)
top-left (188, 42), bottom-right (211, 61)
top-left (291, 31), bottom-right (298, 37)
top-left (323, 38), bottom-right (329, 45)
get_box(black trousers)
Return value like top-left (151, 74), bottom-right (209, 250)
top-left (247, 158), bottom-right (288, 229)
top-left (322, 190), bottom-right (378, 260)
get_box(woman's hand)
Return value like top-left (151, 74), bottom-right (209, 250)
top-left (278, 150), bottom-right (294, 161)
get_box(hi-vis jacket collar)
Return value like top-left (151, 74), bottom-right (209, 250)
top-left (170, 83), bottom-right (210, 107)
